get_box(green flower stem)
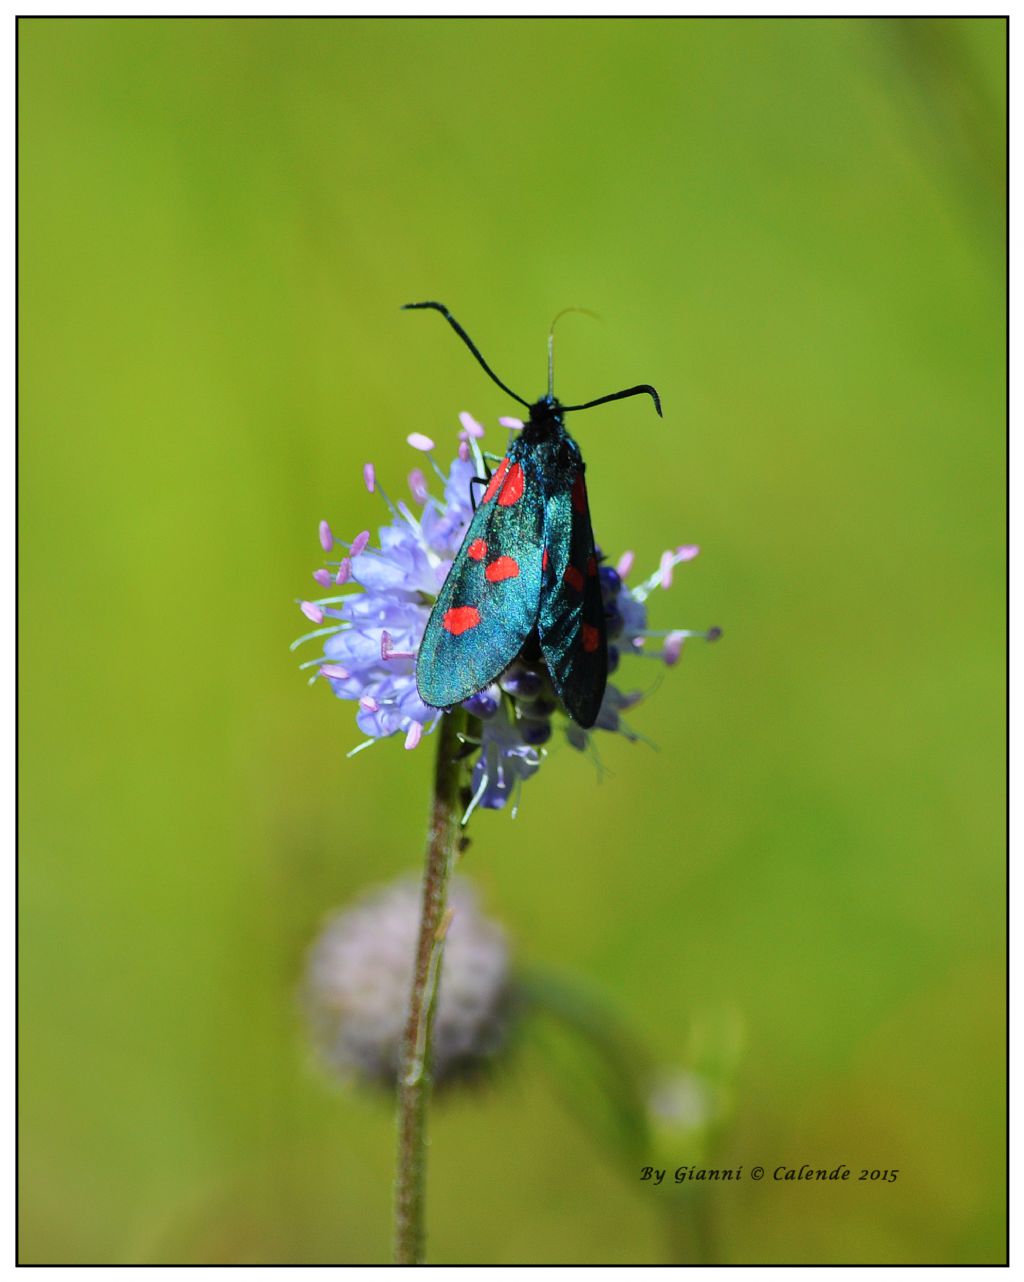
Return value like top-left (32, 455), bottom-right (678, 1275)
top-left (393, 706), bottom-right (468, 1265)
top-left (518, 967), bottom-right (654, 1164)
top-left (664, 1189), bottom-right (716, 1267)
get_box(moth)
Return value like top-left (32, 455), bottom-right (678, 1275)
top-left (406, 301), bottom-right (661, 728)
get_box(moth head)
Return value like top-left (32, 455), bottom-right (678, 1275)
top-left (528, 396), bottom-right (564, 429)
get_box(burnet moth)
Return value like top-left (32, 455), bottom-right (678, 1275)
top-left (405, 301), bottom-right (662, 729)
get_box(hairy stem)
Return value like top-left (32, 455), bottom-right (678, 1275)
top-left (393, 707), bottom-right (468, 1264)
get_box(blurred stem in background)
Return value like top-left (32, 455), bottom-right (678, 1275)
top-left (523, 970), bottom-right (745, 1265)
top-left (519, 967), bottom-right (656, 1169)
top-left (888, 17), bottom-right (1006, 224)
top-left (393, 706), bottom-right (469, 1264)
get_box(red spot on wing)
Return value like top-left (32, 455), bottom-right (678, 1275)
top-left (443, 606), bottom-right (481, 635)
top-left (582, 623), bottom-right (600, 652)
top-left (485, 556), bottom-right (520, 583)
top-left (542, 548), bottom-right (549, 571)
top-left (482, 459), bottom-right (509, 504)
top-left (571, 473), bottom-right (587, 514)
top-left (498, 462), bottom-right (525, 506)
top-left (586, 555), bottom-right (597, 577)
top-left (468, 538), bottom-right (488, 561)
top-left (563, 565), bottom-right (584, 592)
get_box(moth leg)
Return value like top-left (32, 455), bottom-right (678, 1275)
top-left (469, 475), bottom-right (490, 512)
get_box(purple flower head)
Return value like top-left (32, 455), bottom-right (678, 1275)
top-left (466, 692), bottom-right (545, 820)
top-left (294, 415), bottom-right (719, 808)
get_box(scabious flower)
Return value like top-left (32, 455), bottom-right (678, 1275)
top-left (293, 414), bottom-right (719, 814)
top-left (303, 876), bottom-right (515, 1089)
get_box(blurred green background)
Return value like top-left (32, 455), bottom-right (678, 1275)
top-left (19, 16), bottom-right (1005, 1265)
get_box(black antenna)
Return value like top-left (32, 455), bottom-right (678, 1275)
top-left (402, 301), bottom-right (530, 408)
top-left (562, 384), bottom-right (663, 418)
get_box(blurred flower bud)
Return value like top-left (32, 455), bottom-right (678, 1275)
top-left (646, 1007), bottom-right (746, 1171)
top-left (647, 1070), bottom-right (722, 1158)
top-left (304, 876), bottom-right (515, 1090)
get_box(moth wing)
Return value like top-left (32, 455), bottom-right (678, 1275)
top-left (416, 454), bottom-right (545, 709)
top-left (537, 469), bottom-right (608, 728)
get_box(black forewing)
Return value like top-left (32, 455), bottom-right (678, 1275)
top-left (537, 466), bottom-right (608, 728)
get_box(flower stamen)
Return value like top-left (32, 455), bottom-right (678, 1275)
top-left (458, 411), bottom-right (486, 440)
top-left (381, 631), bottom-right (417, 662)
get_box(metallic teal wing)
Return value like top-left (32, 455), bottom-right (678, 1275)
top-left (416, 445), bottom-right (545, 710)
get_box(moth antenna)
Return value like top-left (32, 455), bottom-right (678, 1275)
top-left (562, 383), bottom-right (663, 418)
top-left (547, 306), bottom-right (601, 400)
top-left (402, 301), bottom-right (530, 408)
